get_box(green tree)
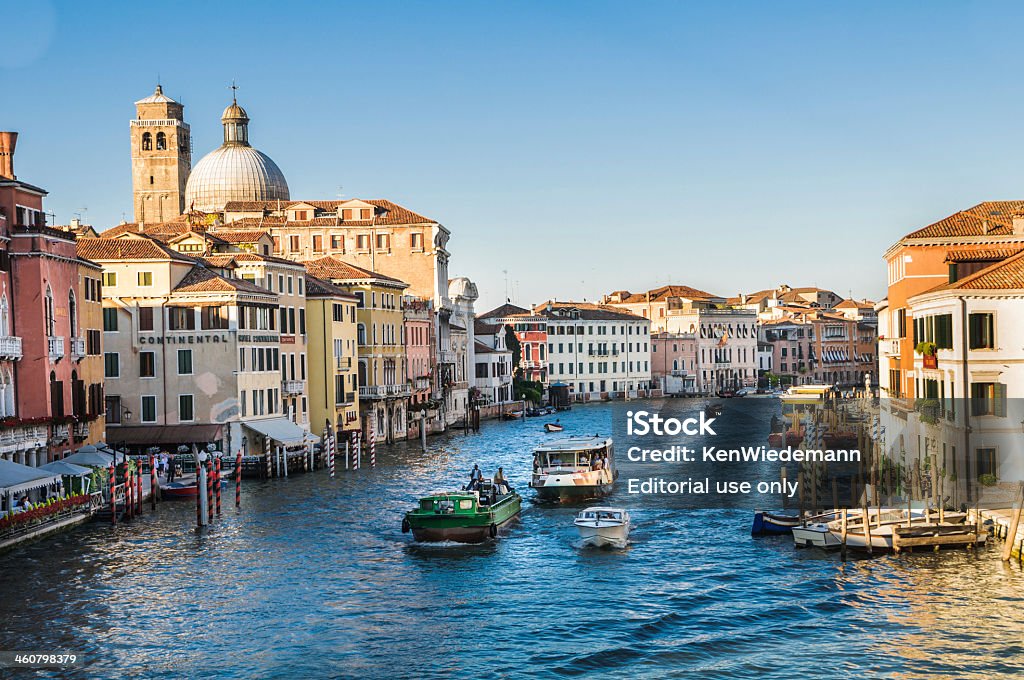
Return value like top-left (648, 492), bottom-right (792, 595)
top-left (505, 326), bottom-right (522, 378)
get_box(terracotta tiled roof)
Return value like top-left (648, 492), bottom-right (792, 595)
top-left (611, 285), bottom-right (721, 304)
top-left (534, 300), bottom-right (648, 322)
top-left (479, 303), bottom-right (530, 319)
top-left (302, 256), bottom-right (408, 285)
top-left (474, 319), bottom-right (503, 335)
top-left (172, 267), bottom-right (272, 295)
top-left (205, 251), bottom-right (301, 267)
top-left (905, 201), bottom-right (1024, 239)
top-left (305, 274), bottom-right (357, 299)
top-left (474, 340), bottom-right (501, 355)
top-left (99, 223), bottom-right (143, 238)
top-left (944, 246), bottom-right (1024, 263)
top-left (209, 229), bottom-right (272, 243)
top-left (222, 198), bottom-right (436, 225)
top-left (931, 249), bottom-right (1024, 291)
top-left (77, 236), bottom-right (195, 262)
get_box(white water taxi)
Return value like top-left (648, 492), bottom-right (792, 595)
top-left (530, 436), bottom-right (615, 502)
top-left (575, 506), bottom-right (630, 548)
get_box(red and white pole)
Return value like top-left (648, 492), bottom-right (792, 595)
top-left (206, 460), bottom-right (214, 524)
top-left (235, 450), bottom-right (242, 508)
top-left (136, 461), bottom-right (143, 515)
top-left (149, 452), bottom-right (157, 510)
top-left (370, 425), bottom-right (376, 468)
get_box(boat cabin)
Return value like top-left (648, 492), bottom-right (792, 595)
top-left (533, 436), bottom-right (614, 473)
top-left (578, 509), bottom-right (625, 522)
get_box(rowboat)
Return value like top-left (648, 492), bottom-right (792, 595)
top-left (575, 507), bottom-right (630, 548)
top-left (503, 411), bottom-right (524, 420)
top-left (402, 480), bottom-right (522, 543)
top-left (530, 436), bottom-right (615, 502)
top-left (544, 423), bottom-right (564, 433)
top-left (751, 510), bottom-right (801, 535)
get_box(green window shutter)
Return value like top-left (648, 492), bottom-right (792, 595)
top-left (995, 383), bottom-right (1007, 417)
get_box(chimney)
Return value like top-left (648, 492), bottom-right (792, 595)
top-left (1013, 216), bottom-right (1024, 235)
top-left (0, 131), bottom-right (17, 179)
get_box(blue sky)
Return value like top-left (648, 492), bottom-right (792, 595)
top-left (3, 1), bottom-right (1023, 311)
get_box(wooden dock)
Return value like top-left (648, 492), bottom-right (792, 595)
top-left (892, 524), bottom-right (987, 553)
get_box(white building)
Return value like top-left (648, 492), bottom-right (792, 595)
top-left (535, 301), bottom-right (652, 399)
top-left (473, 320), bottom-right (514, 405)
top-left (891, 251), bottom-right (1024, 503)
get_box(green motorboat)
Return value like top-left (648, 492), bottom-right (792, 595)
top-left (402, 480), bottom-right (522, 543)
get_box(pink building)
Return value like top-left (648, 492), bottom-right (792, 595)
top-left (404, 296), bottom-right (435, 411)
top-left (651, 331), bottom-right (698, 394)
top-left (0, 132), bottom-right (105, 464)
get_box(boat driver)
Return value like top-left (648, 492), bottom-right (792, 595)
top-left (469, 464), bottom-right (483, 490)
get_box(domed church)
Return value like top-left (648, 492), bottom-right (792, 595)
top-left (131, 85), bottom-right (289, 221)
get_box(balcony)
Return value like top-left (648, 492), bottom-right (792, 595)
top-left (882, 339), bottom-right (900, 356)
top-left (70, 336), bottom-right (86, 360)
top-left (73, 421), bottom-right (89, 440)
top-left (336, 356), bottom-right (353, 371)
top-left (359, 384), bottom-right (412, 399)
top-left (414, 378), bottom-right (431, 391)
top-left (0, 424), bottom-right (48, 452)
top-left (282, 380), bottom-right (306, 396)
top-left (51, 423), bottom-right (70, 442)
top-left (521, 359), bottom-right (545, 369)
top-left (48, 336), bottom-right (65, 361)
top-left (589, 349), bottom-right (620, 357)
top-left (671, 369), bottom-right (688, 377)
top-left (0, 336), bottom-right (22, 360)
top-left (438, 350), bottom-right (457, 364)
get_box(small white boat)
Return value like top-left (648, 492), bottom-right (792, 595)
top-left (575, 506), bottom-right (630, 548)
top-left (544, 423), bottom-right (564, 433)
top-left (792, 522), bottom-right (842, 549)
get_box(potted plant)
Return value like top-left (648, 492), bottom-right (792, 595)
top-left (978, 473), bottom-right (999, 487)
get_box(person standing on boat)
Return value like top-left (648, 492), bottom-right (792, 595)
top-left (469, 464), bottom-right (482, 490)
top-left (494, 467), bottom-right (507, 493)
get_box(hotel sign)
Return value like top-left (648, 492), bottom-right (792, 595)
top-left (238, 334), bottom-right (279, 343)
top-left (139, 334), bottom-right (230, 344)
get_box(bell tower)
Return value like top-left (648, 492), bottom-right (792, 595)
top-left (130, 85), bottom-right (191, 223)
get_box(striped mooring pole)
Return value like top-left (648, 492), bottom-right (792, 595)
top-left (136, 462), bottom-right (143, 515)
top-left (328, 431), bottom-right (336, 479)
top-left (206, 460), bottom-right (214, 524)
top-left (125, 465), bottom-right (133, 520)
top-left (109, 464), bottom-right (116, 526)
top-left (149, 452), bottom-right (156, 510)
top-left (214, 456), bottom-right (222, 516)
top-left (264, 437), bottom-right (271, 479)
top-left (351, 431), bottom-right (359, 470)
top-left (235, 450), bottom-right (242, 508)
top-left (369, 424), bottom-right (376, 468)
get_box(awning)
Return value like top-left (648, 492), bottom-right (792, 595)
top-left (39, 460), bottom-right (93, 477)
top-left (62, 450), bottom-right (115, 467)
top-left (243, 418), bottom-right (314, 446)
top-left (109, 425), bottom-right (224, 446)
top-left (0, 458), bottom-right (62, 496)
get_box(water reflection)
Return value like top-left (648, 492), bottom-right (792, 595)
top-left (0, 401), bottom-right (1022, 678)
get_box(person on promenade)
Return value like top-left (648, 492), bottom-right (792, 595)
top-left (166, 453), bottom-right (176, 483)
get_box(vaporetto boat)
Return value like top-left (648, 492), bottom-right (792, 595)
top-left (529, 436), bottom-right (615, 502)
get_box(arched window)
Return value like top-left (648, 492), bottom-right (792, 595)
top-left (69, 290), bottom-right (78, 337)
top-left (0, 294), bottom-right (8, 337)
top-left (44, 285), bottom-right (55, 337)
top-left (156, 132), bottom-right (166, 150)
top-left (142, 132), bottom-right (152, 151)
top-left (357, 323), bottom-right (366, 346)
top-left (0, 369), bottom-right (12, 417)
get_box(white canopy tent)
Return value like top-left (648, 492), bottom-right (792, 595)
top-left (39, 460), bottom-right (95, 494)
top-left (0, 458), bottom-right (62, 514)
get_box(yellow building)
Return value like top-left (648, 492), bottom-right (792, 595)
top-left (304, 275), bottom-right (360, 438)
top-left (303, 256), bottom-right (410, 442)
top-left (75, 260), bottom-right (105, 447)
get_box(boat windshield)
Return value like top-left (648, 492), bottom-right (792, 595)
top-left (538, 448), bottom-right (606, 470)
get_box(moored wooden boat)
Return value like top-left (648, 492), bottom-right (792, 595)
top-left (751, 510), bottom-right (801, 535)
top-left (402, 480), bottom-right (522, 543)
top-left (544, 423), bottom-right (564, 433)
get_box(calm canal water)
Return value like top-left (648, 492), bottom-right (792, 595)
top-left (2, 399), bottom-right (1023, 679)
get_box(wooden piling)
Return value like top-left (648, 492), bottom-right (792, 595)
top-left (206, 460), bottom-right (214, 524)
top-left (235, 451), bottom-right (242, 508)
top-left (840, 508), bottom-right (848, 561)
top-left (150, 452), bottom-right (157, 511)
top-left (1001, 483), bottom-right (1024, 562)
top-left (214, 457), bottom-right (222, 516)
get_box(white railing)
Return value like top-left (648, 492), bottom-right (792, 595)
top-left (73, 421), bottom-right (89, 438)
top-left (70, 336), bottom-right (86, 360)
top-left (414, 378), bottom-right (431, 391)
top-left (48, 336), bottom-right (65, 361)
top-left (129, 119), bottom-right (188, 128)
top-left (0, 336), bottom-right (22, 360)
top-left (882, 339), bottom-right (900, 356)
top-left (359, 384), bottom-right (411, 398)
top-left (438, 350), bottom-right (457, 364)
top-left (282, 380), bottom-right (305, 396)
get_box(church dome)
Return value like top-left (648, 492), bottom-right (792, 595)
top-left (184, 96), bottom-right (289, 213)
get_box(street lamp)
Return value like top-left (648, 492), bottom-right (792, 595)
top-left (117, 408), bottom-right (132, 464)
